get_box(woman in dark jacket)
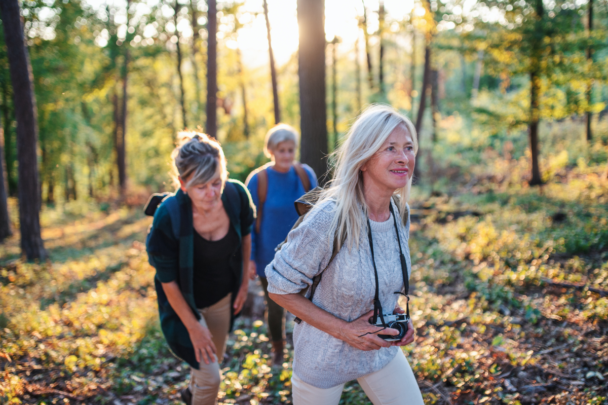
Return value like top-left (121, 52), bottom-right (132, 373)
top-left (146, 133), bottom-right (255, 405)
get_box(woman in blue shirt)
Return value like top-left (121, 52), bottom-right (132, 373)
top-left (246, 124), bottom-right (318, 366)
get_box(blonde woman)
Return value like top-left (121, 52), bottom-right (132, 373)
top-left (146, 133), bottom-right (255, 405)
top-left (246, 124), bottom-right (318, 365)
top-left (266, 106), bottom-right (424, 404)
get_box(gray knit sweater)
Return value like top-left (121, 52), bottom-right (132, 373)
top-left (265, 199), bottom-right (412, 388)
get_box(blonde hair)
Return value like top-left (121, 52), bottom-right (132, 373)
top-left (264, 124), bottom-right (299, 158)
top-left (319, 105), bottom-right (418, 250)
top-left (172, 132), bottom-right (228, 188)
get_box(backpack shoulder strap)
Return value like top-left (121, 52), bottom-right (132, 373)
top-left (163, 196), bottom-right (181, 240)
top-left (255, 168), bottom-right (268, 234)
top-left (293, 162), bottom-right (312, 192)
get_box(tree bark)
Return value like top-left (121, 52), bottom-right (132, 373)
top-left (190, 0), bottom-right (203, 124)
top-left (361, 0), bottom-right (374, 90)
top-left (0, 0), bottom-right (46, 259)
top-left (0, 127), bottom-right (11, 241)
top-left (528, 0), bottom-right (544, 186)
top-left (528, 73), bottom-right (542, 186)
top-left (0, 66), bottom-right (15, 197)
top-left (297, 0), bottom-right (328, 183)
top-left (174, 0), bottom-right (188, 129)
top-left (378, 1), bottom-right (385, 95)
top-left (116, 0), bottom-right (130, 198)
top-left (206, 0), bottom-right (218, 138)
top-left (263, 0), bottom-right (281, 124)
top-left (585, 0), bottom-right (593, 142)
top-left (332, 38), bottom-right (338, 150)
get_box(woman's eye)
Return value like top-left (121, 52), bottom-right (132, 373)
top-left (387, 146), bottom-right (395, 151)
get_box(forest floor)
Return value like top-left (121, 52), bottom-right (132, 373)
top-left (1, 171), bottom-right (607, 405)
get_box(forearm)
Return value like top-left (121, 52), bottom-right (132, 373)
top-left (268, 292), bottom-right (347, 340)
top-left (161, 281), bottom-right (200, 331)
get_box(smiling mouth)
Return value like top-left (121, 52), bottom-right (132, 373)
top-left (390, 169), bottom-right (409, 175)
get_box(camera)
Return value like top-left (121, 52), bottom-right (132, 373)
top-left (371, 313), bottom-right (410, 342)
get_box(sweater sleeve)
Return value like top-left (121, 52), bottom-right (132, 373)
top-left (265, 201), bottom-right (335, 295)
top-left (234, 180), bottom-right (255, 237)
top-left (245, 173), bottom-right (259, 259)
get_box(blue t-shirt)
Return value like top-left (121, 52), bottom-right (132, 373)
top-left (246, 164), bottom-right (318, 277)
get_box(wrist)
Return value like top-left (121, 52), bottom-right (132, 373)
top-left (334, 319), bottom-right (349, 341)
top-left (185, 319), bottom-right (202, 333)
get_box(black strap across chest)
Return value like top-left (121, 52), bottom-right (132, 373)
top-left (367, 203), bottom-right (410, 327)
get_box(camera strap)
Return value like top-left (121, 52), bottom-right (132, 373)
top-left (367, 203), bottom-right (410, 328)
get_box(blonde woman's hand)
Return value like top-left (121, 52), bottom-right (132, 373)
top-left (188, 323), bottom-right (217, 365)
top-left (391, 305), bottom-right (415, 347)
top-left (337, 310), bottom-right (400, 351)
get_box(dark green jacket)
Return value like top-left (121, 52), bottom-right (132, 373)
top-left (146, 180), bottom-right (255, 369)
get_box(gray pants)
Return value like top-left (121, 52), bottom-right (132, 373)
top-left (260, 276), bottom-right (285, 342)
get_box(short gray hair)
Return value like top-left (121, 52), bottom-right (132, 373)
top-left (172, 132), bottom-right (228, 187)
top-left (264, 124), bottom-right (299, 157)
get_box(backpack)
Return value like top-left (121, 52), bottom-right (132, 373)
top-left (247, 162), bottom-right (312, 234)
top-left (281, 188), bottom-right (403, 324)
top-left (144, 193), bottom-right (180, 268)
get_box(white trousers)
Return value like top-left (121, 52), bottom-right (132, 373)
top-left (291, 350), bottom-right (424, 405)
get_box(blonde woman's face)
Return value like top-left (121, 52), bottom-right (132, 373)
top-left (361, 125), bottom-right (415, 192)
top-left (270, 141), bottom-right (296, 171)
top-left (180, 171), bottom-right (224, 211)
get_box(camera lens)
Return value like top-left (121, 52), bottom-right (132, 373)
top-left (387, 321), bottom-right (407, 340)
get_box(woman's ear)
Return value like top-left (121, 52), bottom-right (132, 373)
top-left (178, 176), bottom-right (188, 194)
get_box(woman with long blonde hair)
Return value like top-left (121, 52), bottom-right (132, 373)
top-left (265, 105), bottom-right (424, 404)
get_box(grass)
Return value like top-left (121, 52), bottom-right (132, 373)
top-left (0, 156), bottom-right (607, 404)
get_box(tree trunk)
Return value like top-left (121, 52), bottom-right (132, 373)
top-left (0, 0), bottom-right (46, 260)
top-left (46, 176), bottom-right (54, 205)
top-left (361, 1), bottom-right (374, 90)
top-left (528, 72), bottom-right (542, 185)
top-left (116, 0), bottom-right (130, 198)
top-left (332, 38), bottom-right (338, 150)
top-left (1, 61), bottom-right (15, 196)
top-left (431, 68), bottom-right (439, 143)
top-left (355, 34), bottom-right (362, 113)
top-left (0, 127), bottom-right (11, 241)
top-left (378, 1), bottom-right (385, 95)
top-left (236, 47), bottom-right (250, 138)
top-left (414, 45), bottom-right (431, 182)
top-left (410, 21), bottom-right (416, 117)
top-left (297, 0), bottom-right (328, 183)
top-left (460, 50), bottom-right (467, 95)
top-left (471, 50), bottom-right (483, 101)
top-left (190, 0), bottom-right (203, 124)
top-left (263, 0), bottom-right (281, 124)
top-left (206, 0), bottom-right (218, 138)
top-left (175, 0), bottom-right (188, 129)
top-left (585, 0), bottom-right (593, 142)
top-left (527, 0), bottom-right (543, 186)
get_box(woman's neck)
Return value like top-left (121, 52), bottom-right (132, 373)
top-left (270, 161), bottom-right (292, 173)
top-left (363, 181), bottom-right (393, 222)
top-left (191, 200), bottom-right (221, 216)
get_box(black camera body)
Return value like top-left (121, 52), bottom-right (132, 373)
top-left (371, 313), bottom-right (410, 342)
